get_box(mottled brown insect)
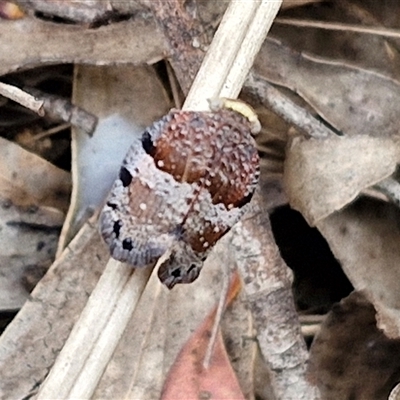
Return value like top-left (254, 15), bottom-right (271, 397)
top-left (100, 102), bottom-right (260, 289)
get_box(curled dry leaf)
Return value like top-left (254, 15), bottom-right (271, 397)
top-left (254, 38), bottom-right (400, 224)
top-left (309, 291), bottom-right (400, 400)
top-left (316, 197), bottom-right (400, 338)
top-left (284, 135), bottom-right (398, 225)
top-left (161, 272), bottom-right (245, 400)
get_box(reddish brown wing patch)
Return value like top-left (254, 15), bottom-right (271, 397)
top-left (147, 109), bottom-right (259, 208)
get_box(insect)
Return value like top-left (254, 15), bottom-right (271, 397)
top-left (100, 99), bottom-right (260, 289)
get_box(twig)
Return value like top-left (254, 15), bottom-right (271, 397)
top-left (185, 0), bottom-right (281, 111)
top-left (245, 72), bottom-right (334, 138)
top-left (31, 123), bottom-right (71, 142)
top-left (0, 82), bottom-right (44, 115)
top-left (165, 61), bottom-right (183, 108)
top-left (233, 193), bottom-right (320, 399)
top-left (36, 259), bottom-right (153, 399)
top-left (389, 383), bottom-right (400, 400)
top-left (25, 88), bottom-right (98, 136)
top-left (202, 262), bottom-right (230, 369)
top-left (275, 17), bottom-right (400, 39)
top-left (281, 0), bottom-right (324, 8)
top-left (299, 314), bottom-right (325, 337)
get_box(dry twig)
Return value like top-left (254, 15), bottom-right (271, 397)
top-left (245, 72), bottom-right (335, 138)
top-left (25, 88), bottom-right (98, 136)
top-left (0, 82), bottom-right (44, 115)
top-left (275, 17), bottom-right (400, 39)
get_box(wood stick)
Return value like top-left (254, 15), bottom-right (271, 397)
top-left (0, 82), bottom-right (44, 115)
top-left (36, 260), bottom-right (152, 399)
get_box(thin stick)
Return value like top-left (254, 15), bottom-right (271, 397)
top-left (0, 82), bottom-right (44, 115)
top-left (219, 0), bottom-right (281, 99)
top-left (184, 1), bottom-right (260, 111)
top-left (185, 0), bottom-right (281, 110)
top-left (166, 61), bottom-right (183, 108)
top-left (246, 72), bottom-right (334, 138)
top-left (36, 261), bottom-right (151, 399)
top-left (275, 17), bottom-right (400, 39)
top-left (31, 123), bottom-right (71, 142)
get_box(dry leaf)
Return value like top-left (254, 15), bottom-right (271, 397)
top-left (0, 16), bottom-right (166, 77)
top-left (0, 136), bottom-right (71, 212)
top-left (253, 36), bottom-right (400, 224)
top-left (284, 134), bottom-right (398, 225)
top-left (92, 268), bottom-right (168, 399)
top-left (317, 197), bottom-right (400, 337)
top-left (0, 196), bottom-right (63, 310)
top-left (0, 220), bottom-right (107, 399)
top-left (161, 273), bottom-right (245, 400)
top-left (93, 241), bottom-right (256, 399)
top-left (255, 38), bottom-right (400, 138)
top-left (309, 291), bottom-right (400, 400)
top-left (0, 137), bottom-right (70, 310)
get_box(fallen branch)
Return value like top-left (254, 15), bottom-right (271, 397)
top-left (0, 82), bottom-right (44, 115)
top-left (25, 88), bottom-right (98, 136)
top-left (245, 72), bottom-right (335, 138)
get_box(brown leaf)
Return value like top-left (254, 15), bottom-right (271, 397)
top-left (317, 197), bottom-right (400, 337)
top-left (0, 137), bottom-right (71, 212)
top-left (161, 272), bottom-right (245, 400)
top-left (0, 220), bottom-right (108, 399)
top-left (284, 134), bottom-right (398, 225)
top-left (309, 291), bottom-right (400, 400)
top-left (256, 38), bottom-right (400, 139)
